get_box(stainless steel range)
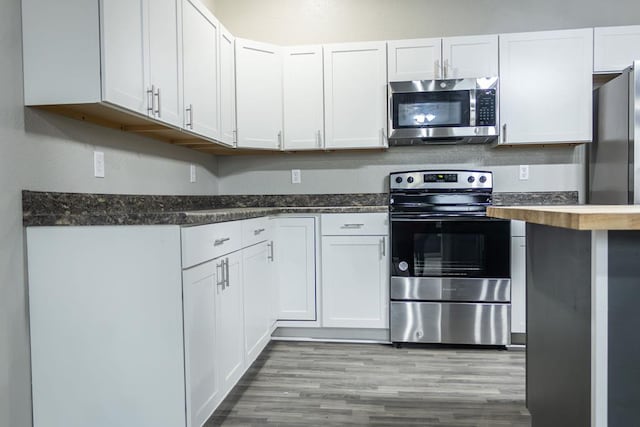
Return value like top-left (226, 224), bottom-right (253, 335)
top-left (389, 170), bottom-right (511, 346)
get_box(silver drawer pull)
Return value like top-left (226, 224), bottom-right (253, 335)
top-left (341, 223), bottom-right (364, 229)
top-left (253, 228), bottom-right (265, 235)
top-left (214, 237), bottom-right (230, 246)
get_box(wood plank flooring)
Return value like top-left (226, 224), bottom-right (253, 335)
top-left (207, 341), bottom-right (530, 426)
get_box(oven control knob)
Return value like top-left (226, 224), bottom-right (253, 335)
top-left (407, 176), bottom-right (414, 184)
top-left (467, 176), bottom-right (476, 183)
top-left (479, 175), bottom-right (487, 183)
top-left (395, 177), bottom-right (403, 183)
top-left (398, 261), bottom-right (409, 272)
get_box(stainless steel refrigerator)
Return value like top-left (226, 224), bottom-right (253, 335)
top-left (589, 60), bottom-right (640, 204)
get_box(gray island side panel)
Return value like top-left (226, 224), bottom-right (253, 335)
top-left (526, 223), bottom-right (591, 427)
top-left (608, 231), bottom-right (640, 426)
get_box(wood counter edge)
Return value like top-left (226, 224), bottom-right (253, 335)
top-left (487, 206), bottom-right (640, 231)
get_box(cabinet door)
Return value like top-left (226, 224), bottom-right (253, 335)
top-left (283, 45), bottom-right (324, 150)
top-left (216, 252), bottom-right (245, 395)
top-left (236, 38), bottom-right (283, 149)
top-left (594, 25), bottom-right (640, 73)
top-left (324, 42), bottom-right (388, 149)
top-left (511, 236), bottom-right (526, 334)
top-left (499, 28), bottom-right (593, 145)
top-left (183, 260), bottom-right (221, 427)
top-left (147, 0), bottom-right (182, 128)
top-left (321, 235), bottom-right (389, 329)
top-left (219, 25), bottom-right (236, 146)
top-left (182, 0), bottom-right (221, 140)
top-left (442, 35), bottom-right (498, 79)
top-left (242, 241), bottom-right (272, 365)
top-left (100, 0), bottom-right (148, 114)
top-left (275, 217), bottom-right (317, 321)
top-left (387, 38), bottom-right (442, 81)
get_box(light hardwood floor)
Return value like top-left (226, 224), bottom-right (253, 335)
top-left (208, 341), bottom-right (530, 426)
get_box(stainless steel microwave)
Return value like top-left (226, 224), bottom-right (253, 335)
top-left (388, 77), bottom-right (499, 145)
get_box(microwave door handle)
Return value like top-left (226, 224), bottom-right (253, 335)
top-left (469, 90), bottom-right (476, 127)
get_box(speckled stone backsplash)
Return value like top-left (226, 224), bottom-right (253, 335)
top-left (492, 191), bottom-right (579, 206)
top-left (22, 190), bottom-right (578, 227)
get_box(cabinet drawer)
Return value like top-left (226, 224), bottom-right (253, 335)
top-left (181, 221), bottom-right (242, 268)
top-left (321, 213), bottom-right (389, 236)
top-left (241, 216), bottom-right (272, 248)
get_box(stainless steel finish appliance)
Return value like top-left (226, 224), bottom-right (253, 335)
top-left (589, 61), bottom-right (640, 204)
top-left (388, 78), bottom-right (499, 145)
top-left (389, 170), bottom-right (511, 346)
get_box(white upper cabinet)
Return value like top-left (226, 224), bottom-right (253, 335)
top-left (219, 25), bottom-right (237, 146)
top-left (101, 0), bottom-right (182, 127)
top-left (499, 28), bottom-right (593, 145)
top-left (181, 0), bottom-right (221, 141)
top-left (147, 0), bottom-right (182, 128)
top-left (283, 45), bottom-right (325, 151)
top-left (387, 38), bottom-right (442, 81)
top-left (100, 0), bottom-right (147, 115)
top-left (442, 35), bottom-right (499, 78)
top-left (387, 35), bottom-right (498, 81)
top-left (594, 25), bottom-right (640, 73)
top-left (236, 39), bottom-right (283, 150)
top-left (324, 42), bottom-right (388, 149)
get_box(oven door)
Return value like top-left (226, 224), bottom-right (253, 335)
top-left (391, 217), bottom-right (510, 280)
top-left (391, 90), bottom-right (472, 130)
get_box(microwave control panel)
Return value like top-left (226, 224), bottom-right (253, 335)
top-left (476, 89), bottom-right (496, 127)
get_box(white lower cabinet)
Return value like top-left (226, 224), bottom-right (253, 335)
top-left (242, 239), bottom-right (275, 365)
top-left (321, 235), bottom-right (389, 328)
top-left (320, 213), bottom-right (389, 329)
top-left (275, 217), bottom-right (318, 321)
top-left (183, 260), bottom-right (221, 427)
top-left (216, 251), bottom-right (246, 394)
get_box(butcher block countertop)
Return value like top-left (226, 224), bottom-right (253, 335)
top-left (487, 205), bottom-right (640, 231)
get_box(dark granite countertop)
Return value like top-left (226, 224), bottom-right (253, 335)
top-left (22, 190), bottom-right (578, 227)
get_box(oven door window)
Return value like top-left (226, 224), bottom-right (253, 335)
top-left (391, 220), bottom-right (510, 278)
top-left (392, 91), bottom-right (470, 129)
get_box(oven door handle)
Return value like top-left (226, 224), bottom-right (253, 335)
top-left (390, 216), bottom-right (502, 222)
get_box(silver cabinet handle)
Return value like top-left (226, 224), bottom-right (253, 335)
top-left (277, 130), bottom-right (282, 149)
top-left (147, 85), bottom-right (155, 115)
top-left (216, 260), bottom-right (225, 292)
top-left (154, 87), bottom-right (161, 117)
top-left (316, 130), bottom-right (322, 148)
top-left (435, 59), bottom-right (441, 79)
top-left (214, 237), bottom-right (230, 246)
top-left (380, 236), bottom-right (386, 258)
top-left (443, 59), bottom-right (449, 79)
top-left (502, 123), bottom-right (507, 143)
top-left (254, 228), bottom-right (265, 236)
top-left (224, 258), bottom-right (230, 288)
top-left (380, 128), bottom-right (387, 147)
top-left (233, 129), bottom-right (238, 144)
top-left (267, 241), bottom-right (274, 262)
top-left (341, 223), bottom-right (364, 229)
top-left (185, 104), bottom-right (193, 129)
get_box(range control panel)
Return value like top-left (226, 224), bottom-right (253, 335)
top-left (390, 170), bottom-right (493, 191)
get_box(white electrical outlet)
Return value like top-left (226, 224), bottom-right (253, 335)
top-left (190, 164), bottom-right (196, 183)
top-left (519, 165), bottom-right (530, 181)
top-left (93, 151), bottom-right (105, 178)
top-left (291, 169), bottom-right (301, 184)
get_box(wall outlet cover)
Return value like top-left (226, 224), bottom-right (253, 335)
top-left (93, 151), bottom-right (105, 178)
top-left (291, 169), bottom-right (301, 184)
top-left (519, 165), bottom-right (529, 181)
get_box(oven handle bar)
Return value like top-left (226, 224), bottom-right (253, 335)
top-left (390, 216), bottom-right (504, 222)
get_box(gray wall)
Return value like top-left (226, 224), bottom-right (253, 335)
top-left (213, 0), bottom-right (640, 44)
top-left (1, 1), bottom-right (220, 426)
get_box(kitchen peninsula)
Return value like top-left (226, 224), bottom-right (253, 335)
top-left (487, 205), bottom-right (640, 427)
